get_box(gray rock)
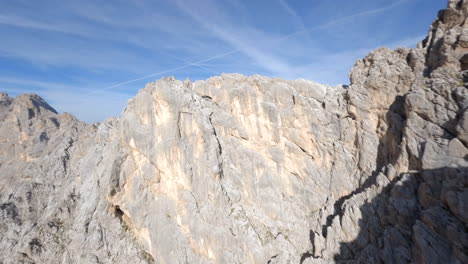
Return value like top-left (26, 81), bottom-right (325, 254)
top-left (0, 0), bottom-right (467, 263)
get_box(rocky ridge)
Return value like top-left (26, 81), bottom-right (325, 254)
top-left (0, 1), bottom-right (467, 263)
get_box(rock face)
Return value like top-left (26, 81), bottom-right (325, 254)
top-left (0, 1), bottom-right (467, 263)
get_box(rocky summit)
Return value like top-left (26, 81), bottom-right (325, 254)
top-left (1, 1), bottom-right (467, 263)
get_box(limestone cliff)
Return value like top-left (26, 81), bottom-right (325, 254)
top-left (0, 0), bottom-right (467, 263)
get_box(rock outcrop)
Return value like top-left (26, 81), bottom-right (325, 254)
top-left (0, 0), bottom-right (467, 263)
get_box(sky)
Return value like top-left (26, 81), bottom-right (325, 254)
top-left (0, 0), bottom-right (447, 123)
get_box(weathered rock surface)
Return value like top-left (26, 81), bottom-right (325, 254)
top-left (0, 1), bottom-right (467, 263)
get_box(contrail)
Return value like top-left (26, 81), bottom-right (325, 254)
top-left (85, 49), bottom-right (238, 96)
top-left (164, 53), bottom-right (221, 76)
top-left (88, 0), bottom-right (409, 96)
top-left (277, 0), bottom-right (410, 42)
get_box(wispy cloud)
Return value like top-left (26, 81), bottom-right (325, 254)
top-left (0, 14), bottom-right (72, 34)
top-left (0, 5), bottom-right (226, 65)
top-left (173, 0), bottom-right (294, 77)
top-left (277, 0), bottom-right (309, 34)
top-left (84, 0), bottom-right (424, 92)
top-left (279, 0), bottom-right (413, 41)
top-left (276, 0), bottom-right (324, 53)
top-left (315, 0), bottom-right (411, 29)
top-left (86, 49), bottom-right (239, 95)
top-left (0, 0), bottom-right (442, 122)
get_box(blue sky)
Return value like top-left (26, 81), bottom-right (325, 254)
top-left (0, 0), bottom-right (446, 123)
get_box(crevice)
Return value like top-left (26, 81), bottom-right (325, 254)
top-left (124, 143), bottom-right (163, 182)
top-left (206, 112), bottom-right (233, 215)
top-left (219, 182), bottom-right (232, 205)
top-left (189, 191), bottom-right (200, 214)
top-left (19, 252), bottom-right (34, 263)
top-left (50, 117), bottom-right (60, 128)
top-left (239, 205), bottom-right (263, 244)
top-left (109, 154), bottom-right (127, 197)
top-left (208, 112), bottom-right (224, 179)
top-left (201, 95), bottom-right (212, 100)
top-left (293, 142), bottom-right (315, 160)
top-left (112, 205), bottom-right (124, 223)
top-left (299, 230), bottom-right (319, 263)
top-left (177, 112), bottom-right (182, 138)
top-left (299, 252), bottom-right (314, 264)
top-left (140, 249), bottom-right (155, 263)
top-left (39, 132), bottom-right (49, 143)
top-left (110, 204), bottom-right (135, 234)
top-left (267, 254), bottom-right (278, 264)
top-left (27, 108), bottom-right (35, 119)
top-left (459, 53), bottom-right (468, 71)
top-left (61, 137), bottom-right (74, 174)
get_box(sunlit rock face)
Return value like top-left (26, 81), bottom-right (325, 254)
top-left (115, 75), bottom-right (355, 263)
top-left (0, 0), bottom-right (467, 263)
